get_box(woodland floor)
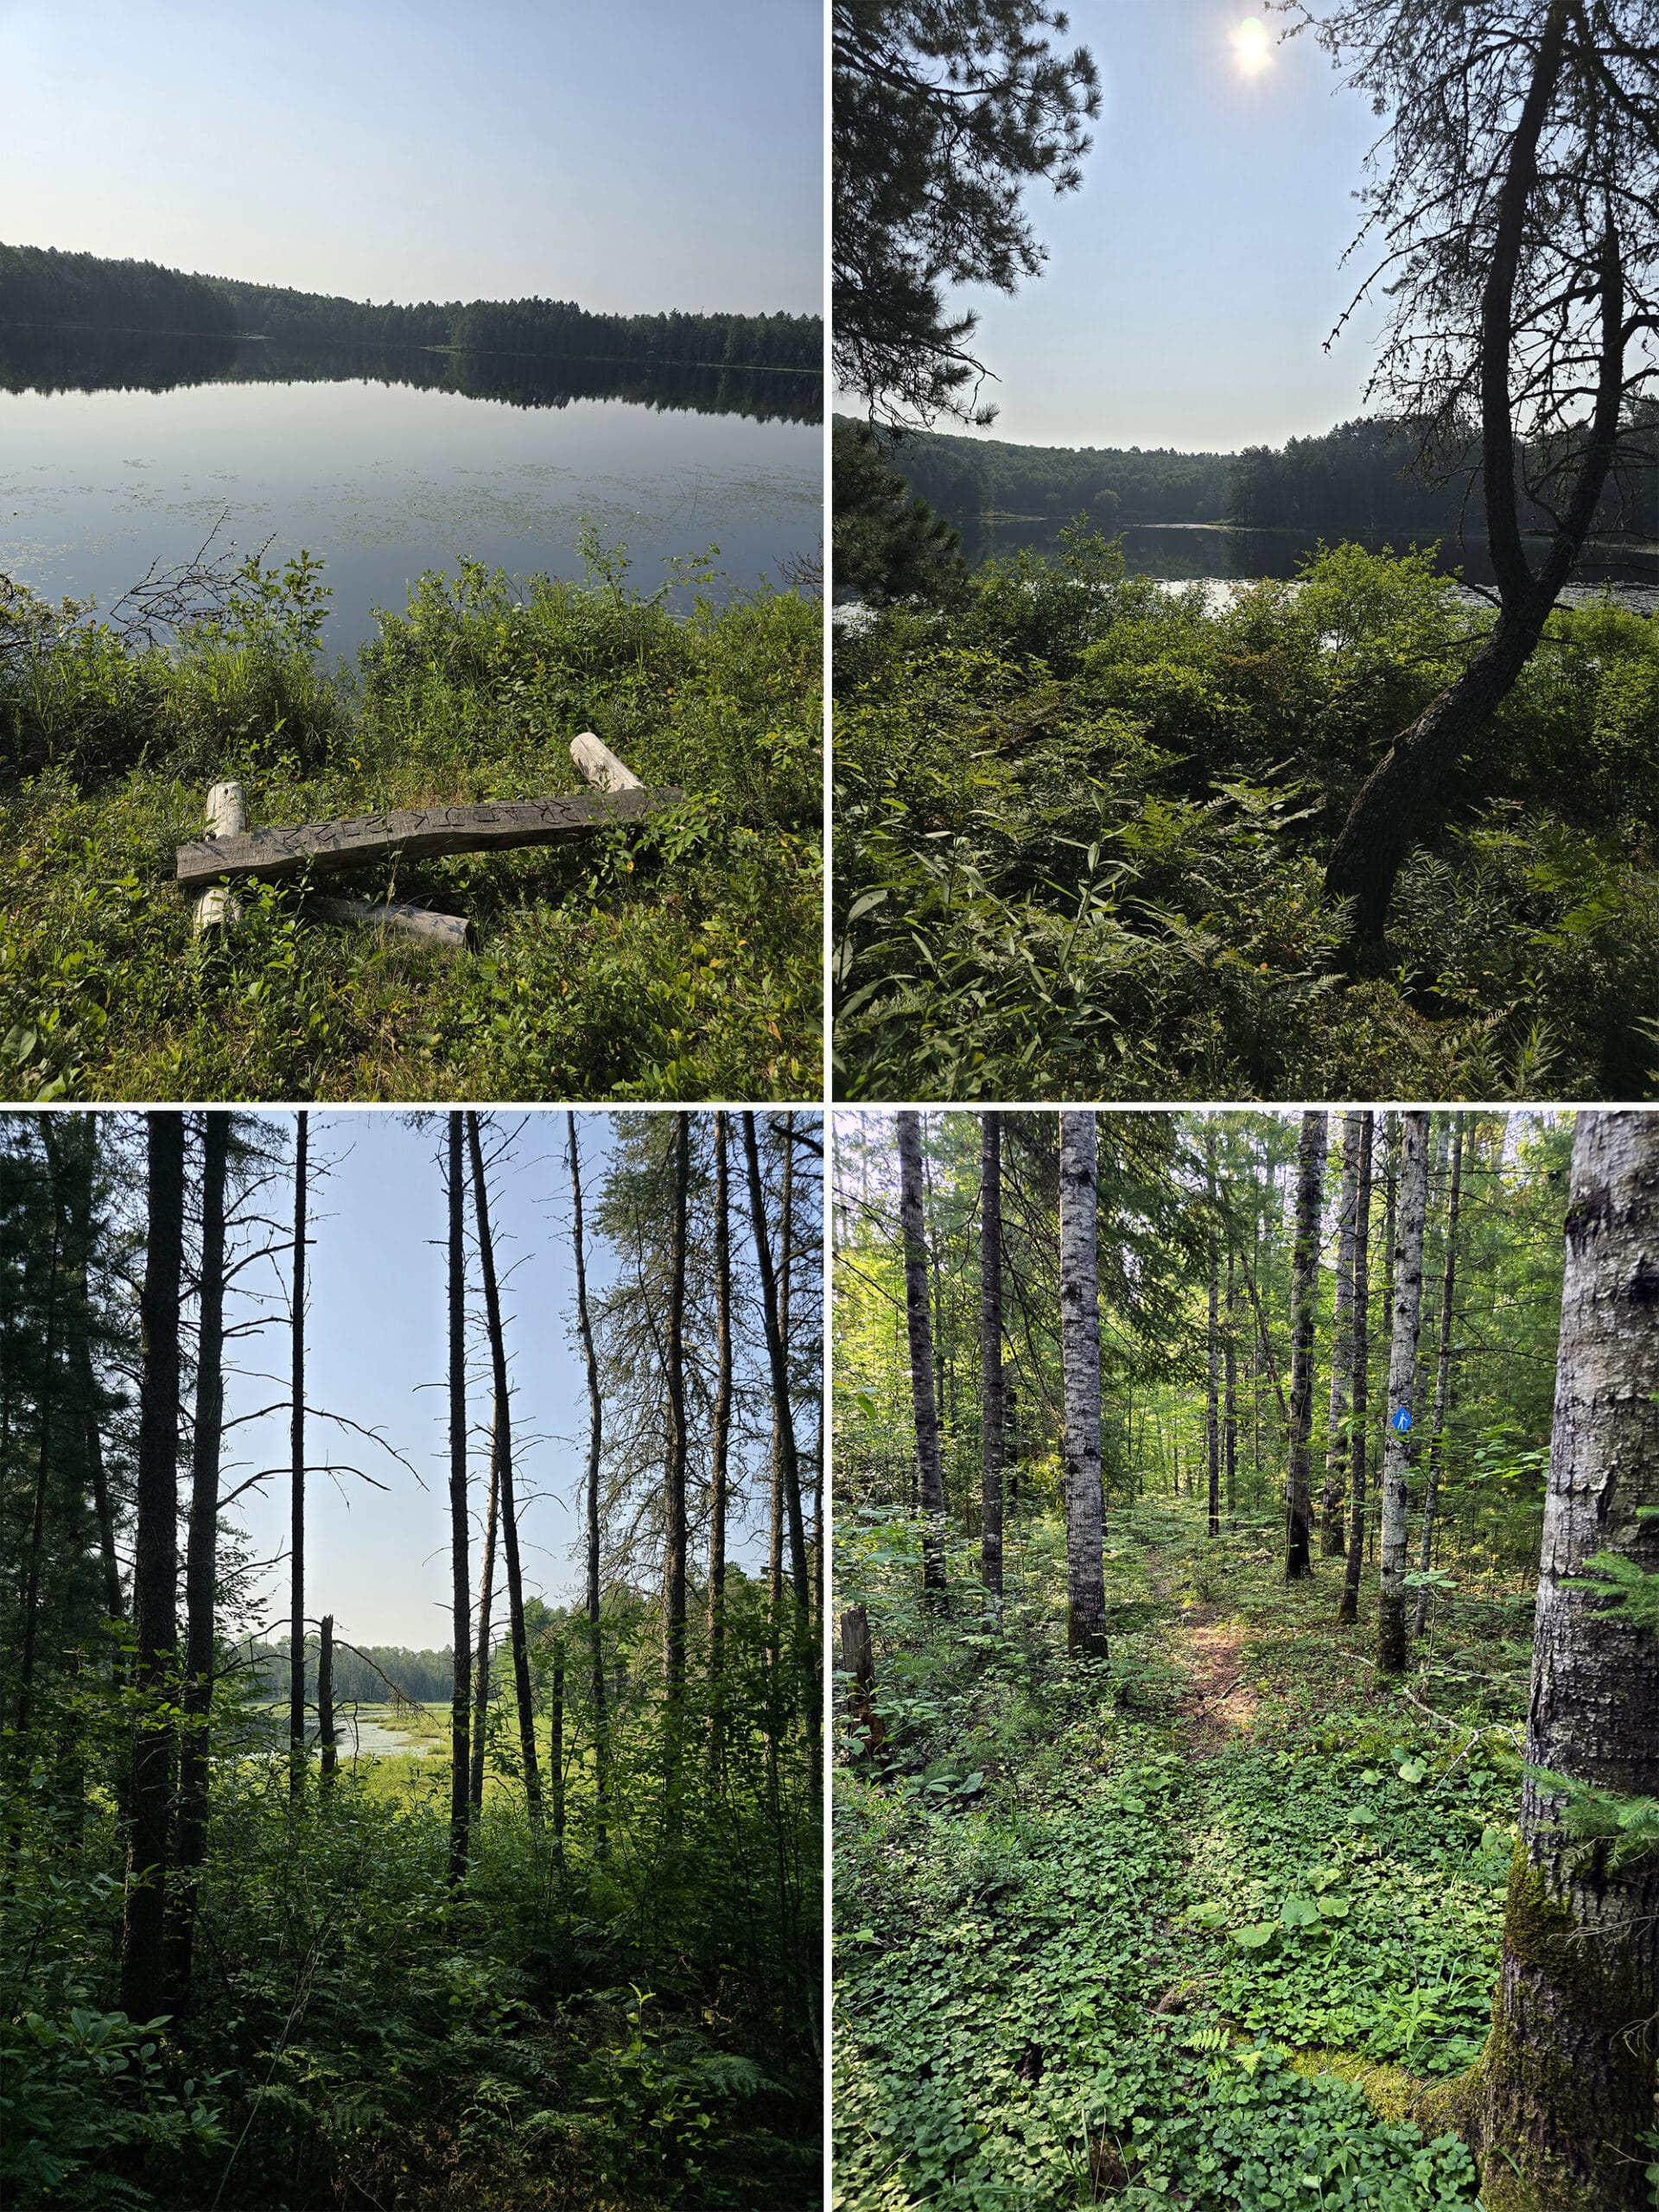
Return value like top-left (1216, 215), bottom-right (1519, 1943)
top-left (833, 1497), bottom-right (1539, 2209)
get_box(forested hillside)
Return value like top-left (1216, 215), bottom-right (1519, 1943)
top-left (832, 1109), bottom-right (1659, 2211)
top-left (0, 241), bottom-right (822, 373)
top-left (0, 1107), bottom-right (823, 2210)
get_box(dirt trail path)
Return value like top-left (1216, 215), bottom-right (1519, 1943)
top-left (1143, 1549), bottom-right (1260, 1755)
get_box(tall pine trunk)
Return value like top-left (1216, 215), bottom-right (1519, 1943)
top-left (119, 1112), bottom-right (184, 2023)
top-left (15, 1123), bottom-right (65, 1743)
top-left (468, 1402), bottom-right (499, 1815)
top-left (1337, 1115), bottom-right (1373, 1625)
top-left (1413, 1114), bottom-right (1465, 1639)
top-left (1421, 1112), bottom-right (1659, 2209)
top-left (289, 1110), bottom-right (308, 1802)
top-left (1376, 1112), bottom-right (1429, 1674)
top-left (980, 1114), bottom-right (1004, 1596)
top-left (1323, 1113), bottom-right (1362, 1556)
top-left (567, 1115), bottom-right (607, 1856)
top-left (466, 1114), bottom-right (543, 1826)
top-left (708, 1114), bottom-right (733, 1764)
top-left (1285, 1112), bottom-right (1328, 1578)
top-left (1059, 1113), bottom-right (1108, 1657)
top-left (895, 1110), bottom-right (947, 1599)
top-left (167, 1109), bottom-right (229, 2007)
top-left (1224, 1249), bottom-right (1238, 1524)
top-left (446, 1114), bottom-right (471, 1888)
top-left (1205, 1125), bottom-right (1220, 1541)
top-left (662, 1112), bottom-right (690, 1803)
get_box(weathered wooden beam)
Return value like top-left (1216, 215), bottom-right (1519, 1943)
top-left (309, 896), bottom-right (473, 952)
top-left (193, 780), bottom-right (246, 931)
top-left (570, 730), bottom-right (643, 791)
top-left (175, 785), bottom-right (679, 892)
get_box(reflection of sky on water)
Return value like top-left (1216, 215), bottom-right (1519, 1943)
top-left (0, 376), bottom-right (822, 653)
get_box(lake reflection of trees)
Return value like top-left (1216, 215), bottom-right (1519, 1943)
top-left (0, 323), bottom-right (821, 426)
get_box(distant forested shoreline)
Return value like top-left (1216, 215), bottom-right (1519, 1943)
top-left (861, 410), bottom-right (1656, 544)
top-left (0, 239), bottom-right (822, 373)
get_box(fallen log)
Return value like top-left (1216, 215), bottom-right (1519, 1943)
top-left (308, 896), bottom-right (473, 951)
top-left (175, 784), bottom-right (680, 892)
top-left (570, 730), bottom-right (642, 791)
top-left (193, 780), bottom-right (246, 931)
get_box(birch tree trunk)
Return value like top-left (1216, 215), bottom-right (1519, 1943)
top-left (289, 1110), bottom-right (308, 1802)
top-left (1376, 1112), bottom-right (1429, 1674)
top-left (1059, 1112), bottom-right (1108, 1657)
top-left (119, 1111), bottom-right (184, 2023)
top-left (1337, 1114), bottom-right (1373, 1625)
top-left (1285, 1112), bottom-right (1328, 1579)
top-left (896, 1110), bottom-right (947, 1600)
top-left (446, 1113), bottom-right (471, 1888)
top-left (980, 1113), bottom-right (1004, 1597)
top-left (566, 1114), bottom-right (607, 1857)
top-left (1413, 1113), bottom-right (1465, 1639)
top-left (1421, 1111), bottom-right (1659, 2209)
top-left (1323, 1113), bottom-right (1363, 1556)
top-left (1205, 1125), bottom-right (1221, 1541)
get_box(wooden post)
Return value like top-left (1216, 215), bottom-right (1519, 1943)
top-left (570, 731), bottom-right (643, 791)
top-left (193, 781), bottom-right (245, 931)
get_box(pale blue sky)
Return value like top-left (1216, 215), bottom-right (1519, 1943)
top-left (0, 0), bottom-right (822, 316)
top-left (899, 0), bottom-right (1393, 451)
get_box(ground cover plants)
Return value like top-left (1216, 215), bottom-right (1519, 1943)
top-left (0, 541), bottom-right (821, 1101)
top-left (833, 532), bottom-right (1659, 1100)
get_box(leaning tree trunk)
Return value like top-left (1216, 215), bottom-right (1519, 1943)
top-left (1205, 1125), bottom-right (1220, 1541)
top-left (289, 1109), bottom-right (308, 1802)
top-left (708, 1112), bottom-right (733, 1767)
top-left (466, 1113), bottom-right (542, 1827)
top-left (1285, 1112), bottom-right (1328, 1579)
top-left (567, 1114), bottom-right (607, 1857)
top-left (896, 1110), bottom-right (947, 1601)
top-left (1059, 1112), bottom-right (1109, 1658)
top-left (1420, 1111), bottom-right (1659, 2209)
top-left (445, 1114), bottom-right (471, 1889)
top-left (119, 1111), bottom-right (184, 2024)
top-left (1324, 2), bottom-right (1624, 944)
top-left (1323, 1112), bottom-right (1363, 1557)
top-left (167, 1108), bottom-right (229, 2009)
top-left (1376, 1112), bottom-right (1429, 1674)
top-left (980, 1113), bottom-right (1005, 1597)
top-left (1337, 1115), bottom-right (1374, 1625)
top-left (1414, 1114), bottom-right (1465, 1639)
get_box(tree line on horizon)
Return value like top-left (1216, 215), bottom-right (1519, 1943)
top-left (0, 240), bottom-right (822, 376)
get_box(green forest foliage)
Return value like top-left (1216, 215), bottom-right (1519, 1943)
top-left (0, 242), bottom-right (822, 375)
top-left (831, 1109), bottom-right (1577, 2209)
top-left (834, 534), bottom-right (1659, 1098)
top-left (0, 543), bottom-right (822, 1102)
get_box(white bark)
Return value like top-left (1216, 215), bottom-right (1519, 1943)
top-left (193, 779), bottom-right (245, 931)
top-left (1376, 1111), bottom-right (1429, 1670)
top-left (1323, 1112), bottom-right (1363, 1554)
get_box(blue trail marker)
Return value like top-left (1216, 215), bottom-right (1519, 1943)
top-left (1390, 1406), bottom-right (1414, 1433)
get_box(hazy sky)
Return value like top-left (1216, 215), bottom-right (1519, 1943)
top-left (208, 1111), bottom-right (790, 1653)
top-left (902, 2), bottom-right (1395, 452)
top-left (0, 0), bottom-right (822, 315)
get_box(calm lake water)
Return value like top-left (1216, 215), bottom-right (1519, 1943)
top-left (965, 515), bottom-right (1659, 615)
top-left (0, 329), bottom-right (823, 654)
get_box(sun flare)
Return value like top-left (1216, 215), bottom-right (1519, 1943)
top-left (1231, 14), bottom-right (1272, 75)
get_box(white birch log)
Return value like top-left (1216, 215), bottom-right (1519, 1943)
top-left (308, 897), bottom-right (473, 952)
top-left (570, 731), bottom-right (644, 791)
top-left (193, 781), bottom-right (246, 931)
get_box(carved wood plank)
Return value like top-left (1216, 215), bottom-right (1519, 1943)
top-left (175, 785), bottom-right (680, 891)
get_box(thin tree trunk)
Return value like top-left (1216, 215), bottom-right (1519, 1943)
top-left (1323, 1113), bottom-right (1363, 1557)
top-left (466, 1113), bottom-right (542, 1826)
top-left (708, 1113), bottom-right (733, 1764)
top-left (318, 1615), bottom-right (336, 1789)
top-left (742, 1115), bottom-right (812, 1618)
top-left (1376, 1113), bottom-right (1430, 1674)
top-left (1224, 1249), bottom-right (1237, 1524)
top-left (1421, 1111), bottom-right (1659, 2208)
top-left (289, 1110), bottom-right (308, 1802)
top-left (166, 1109), bottom-right (229, 2008)
top-left (1285, 1112), bottom-right (1328, 1579)
top-left (1205, 1126), bottom-right (1220, 1541)
top-left (446, 1113), bottom-right (471, 1889)
top-left (895, 1109), bottom-right (947, 1599)
top-left (119, 1112), bottom-right (184, 2024)
top-left (980, 1113), bottom-right (1005, 1596)
top-left (1337, 1115), bottom-right (1374, 1624)
top-left (567, 1115), bottom-right (607, 1858)
top-left (468, 1402), bottom-right (500, 1815)
top-left (15, 1125), bottom-right (64, 1742)
top-left (1059, 1113), bottom-right (1108, 1657)
top-left (1414, 1114), bottom-right (1465, 1639)
top-left (662, 1111), bottom-right (690, 1802)
top-left (550, 1642), bottom-right (565, 1844)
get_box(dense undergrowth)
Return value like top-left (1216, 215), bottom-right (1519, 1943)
top-left (0, 543), bottom-right (821, 1100)
top-left (832, 1497), bottom-right (1542, 2209)
top-left (3, 1605), bottom-right (821, 2211)
top-left (833, 533), bottom-right (1659, 1099)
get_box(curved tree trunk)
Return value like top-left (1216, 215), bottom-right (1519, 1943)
top-left (896, 1111), bottom-right (947, 1600)
top-left (1421, 1111), bottom-right (1659, 2209)
top-left (980, 1113), bottom-right (1004, 1596)
top-left (1376, 1113), bottom-right (1429, 1674)
top-left (1059, 1112), bottom-right (1108, 1658)
top-left (1285, 1112), bottom-right (1328, 1579)
top-left (1337, 1114), bottom-right (1373, 1625)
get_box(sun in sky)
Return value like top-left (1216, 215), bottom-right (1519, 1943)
top-left (1231, 13), bottom-right (1273, 76)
